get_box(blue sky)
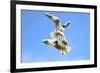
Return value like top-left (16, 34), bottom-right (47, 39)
top-left (21, 10), bottom-right (90, 63)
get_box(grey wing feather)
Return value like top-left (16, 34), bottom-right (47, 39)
top-left (44, 12), bottom-right (61, 28)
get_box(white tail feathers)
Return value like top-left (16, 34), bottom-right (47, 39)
top-left (67, 46), bottom-right (71, 53)
top-left (58, 46), bottom-right (71, 55)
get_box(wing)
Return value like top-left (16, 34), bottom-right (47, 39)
top-left (62, 21), bottom-right (71, 28)
top-left (42, 39), bottom-right (56, 46)
top-left (44, 12), bottom-right (61, 28)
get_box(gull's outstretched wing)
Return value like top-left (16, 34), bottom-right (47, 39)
top-left (42, 39), bottom-right (57, 46)
top-left (44, 12), bottom-right (61, 28)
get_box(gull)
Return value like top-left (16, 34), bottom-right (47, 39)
top-left (44, 12), bottom-right (70, 42)
top-left (42, 12), bottom-right (71, 55)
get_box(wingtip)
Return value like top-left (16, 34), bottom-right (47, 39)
top-left (44, 12), bottom-right (47, 14)
top-left (44, 12), bottom-right (50, 15)
top-left (42, 39), bottom-right (49, 44)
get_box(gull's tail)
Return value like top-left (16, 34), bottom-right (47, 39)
top-left (67, 46), bottom-right (71, 53)
top-left (60, 46), bottom-right (71, 55)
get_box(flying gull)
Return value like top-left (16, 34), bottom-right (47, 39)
top-left (42, 12), bottom-right (71, 55)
